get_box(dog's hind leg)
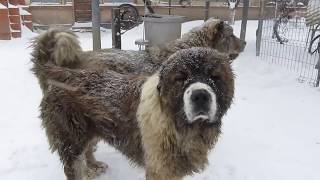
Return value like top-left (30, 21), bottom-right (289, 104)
top-left (85, 138), bottom-right (108, 178)
top-left (58, 143), bottom-right (86, 180)
top-left (55, 138), bottom-right (89, 180)
top-left (64, 154), bottom-right (86, 180)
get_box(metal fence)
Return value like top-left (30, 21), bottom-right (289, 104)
top-left (258, 0), bottom-right (320, 87)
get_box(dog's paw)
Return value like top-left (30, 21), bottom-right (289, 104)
top-left (86, 161), bottom-right (108, 178)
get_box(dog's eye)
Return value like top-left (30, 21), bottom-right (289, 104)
top-left (205, 66), bottom-right (213, 74)
top-left (172, 72), bottom-right (187, 82)
top-left (211, 74), bottom-right (221, 81)
top-left (205, 67), bottom-right (220, 80)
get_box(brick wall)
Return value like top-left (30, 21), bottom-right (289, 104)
top-left (0, 3), bottom-right (11, 40)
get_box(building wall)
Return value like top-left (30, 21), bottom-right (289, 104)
top-left (250, 0), bottom-right (260, 6)
top-left (26, 4), bottom-right (286, 25)
top-left (27, 4), bottom-right (74, 25)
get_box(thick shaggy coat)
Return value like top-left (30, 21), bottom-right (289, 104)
top-left (31, 19), bottom-right (241, 180)
top-left (32, 47), bottom-right (235, 180)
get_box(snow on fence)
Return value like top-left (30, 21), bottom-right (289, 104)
top-left (258, 1), bottom-right (320, 87)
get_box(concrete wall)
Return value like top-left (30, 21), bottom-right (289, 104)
top-left (27, 4), bottom-right (74, 25)
top-left (26, 4), bottom-right (290, 25)
top-left (122, 5), bottom-right (278, 21)
top-left (148, 6), bottom-right (272, 21)
top-left (27, 4), bottom-right (118, 25)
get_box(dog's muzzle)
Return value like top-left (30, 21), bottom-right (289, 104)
top-left (183, 82), bottom-right (217, 124)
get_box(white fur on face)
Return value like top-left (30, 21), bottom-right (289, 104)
top-left (183, 82), bottom-right (217, 124)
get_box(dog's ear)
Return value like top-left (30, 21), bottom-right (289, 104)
top-left (214, 21), bottom-right (225, 39)
top-left (217, 21), bottom-right (224, 32)
top-left (203, 19), bottom-right (222, 40)
top-left (217, 21), bottom-right (233, 37)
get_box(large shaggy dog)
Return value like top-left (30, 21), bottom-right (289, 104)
top-left (31, 19), bottom-right (244, 91)
top-left (32, 46), bottom-right (235, 179)
top-left (31, 19), bottom-right (242, 180)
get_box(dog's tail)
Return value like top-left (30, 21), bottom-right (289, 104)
top-left (31, 29), bottom-right (82, 91)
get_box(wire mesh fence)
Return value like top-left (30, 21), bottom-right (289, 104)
top-left (258, 0), bottom-right (320, 87)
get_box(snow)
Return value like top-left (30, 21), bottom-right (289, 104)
top-left (101, 3), bottom-right (137, 6)
top-left (73, 22), bottom-right (94, 28)
top-left (0, 21), bottom-right (320, 180)
top-left (8, 3), bottom-right (18, 8)
top-left (0, 4), bottom-right (7, 9)
top-left (228, 2), bottom-right (236, 9)
top-left (19, 7), bottom-right (31, 16)
top-left (29, 3), bottom-right (73, 7)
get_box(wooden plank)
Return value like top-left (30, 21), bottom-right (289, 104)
top-left (74, 4), bottom-right (92, 10)
top-left (74, 0), bottom-right (92, 22)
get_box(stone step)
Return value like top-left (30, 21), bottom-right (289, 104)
top-left (9, 14), bottom-right (19, 23)
top-left (11, 30), bottom-right (21, 38)
top-left (10, 22), bottom-right (21, 30)
top-left (20, 8), bottom-right (33, 31)
top-left (21, 14), bottom-right (32, 21)
top-left (8, 4), bottom-right (19, 15)
top-left (1, 3), bottom-right (33, 39)
top-left (23, 21), bottom-right (33, 31)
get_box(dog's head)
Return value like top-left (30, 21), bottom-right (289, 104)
top-left (202, 19), bottom-right (246, 60)
top-left (157, 47), bottom-right (234, 127)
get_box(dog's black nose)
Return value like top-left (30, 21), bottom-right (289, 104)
top-left (191, 89), bottom-right (211, 109)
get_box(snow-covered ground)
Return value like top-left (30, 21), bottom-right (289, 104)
top-left (0, 21), bottom-right (319, 180)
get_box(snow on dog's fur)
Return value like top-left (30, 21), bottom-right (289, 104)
top-left (31, 35), bottom-right (235, 179)
top-left (30, 19), bottom-right (241, 180)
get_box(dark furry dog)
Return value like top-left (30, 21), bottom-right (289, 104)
top-left (31, 19), bottom-right (242, 180)
top-left (32, 47), bottom-right (235, 180)
top-left (31, 19), bottom-right (245, 93)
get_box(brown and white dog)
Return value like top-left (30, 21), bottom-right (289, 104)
top-left (31, 45), bottom-right (235, 180)
top-left (31, 19), bottom-right (243, 180)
